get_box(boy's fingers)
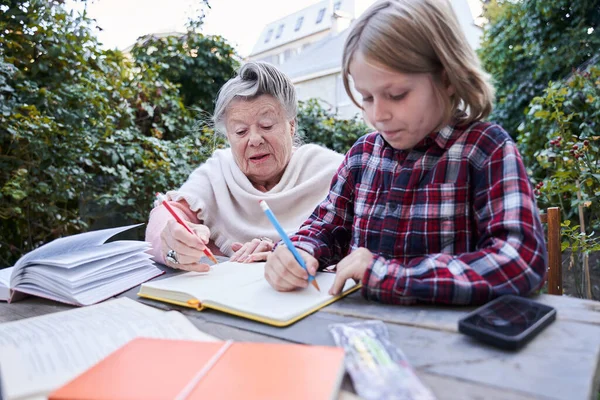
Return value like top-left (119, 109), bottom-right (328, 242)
top-left (265, 266), bottom-right (298, 291)
top-left (304, 256), bottom-right (319, 276)
top-left (329, 266), bottom-right (350, 296)
top-left (274, 259), bottom-right (309, 288)
top-left (278, 247), bottom-right (310, 280)
top-left (264, 247), bottom-right (311, 291)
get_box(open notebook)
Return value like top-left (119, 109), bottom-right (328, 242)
top-left (0, 224), bottom-right (162, 305)
top-left (138, 261), bottom-right (361, 327)
top-left (49, 338), bottom-right (346, 400)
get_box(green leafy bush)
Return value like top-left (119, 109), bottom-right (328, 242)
top-left (131, 31), bottom-right (239, 115)
top-left (517, 65), bottom-right (600, 298)
top-left (0, 1), bottom-right (229, 267)
top-left (479, 0), bottom-right (600, 135)
top-left (297, 99), bottom-right (370, 154)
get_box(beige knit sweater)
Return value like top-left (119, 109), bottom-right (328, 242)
top-left (146, 144), bottom-right (344, 259)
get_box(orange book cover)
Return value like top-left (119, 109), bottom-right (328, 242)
top-left (49, 337), bottom-right (346, 400)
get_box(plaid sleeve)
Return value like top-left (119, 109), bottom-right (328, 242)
top-left (362, 140), bottom-right (548, 305)
top-left (289, 149), bottom-right (356, 268)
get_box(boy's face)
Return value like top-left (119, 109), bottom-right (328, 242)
top-left (349, 52), bottom-right (452, 150)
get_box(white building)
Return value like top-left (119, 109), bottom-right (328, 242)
top-left (248, 0), bottom-right (483, 119)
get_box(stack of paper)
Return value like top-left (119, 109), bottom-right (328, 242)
top-left (0, 298), bottom-right (216, 400)
top-left (0, 224), bottom-right (162, 305)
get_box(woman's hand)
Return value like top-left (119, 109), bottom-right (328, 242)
top-left (329, 248), bottom-right (374, 295)
top-left (160, 220), bottom-right (212, 272)
top-left (230, 238), bottom-right (274, 263)
top-left (264, 245), bottom-right (318, 291)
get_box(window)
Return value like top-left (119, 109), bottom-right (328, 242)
top-left (275, 24), bottom-right (285, 39)
top-left (334, 1), bottom-right (342, 11)
top-left (316, 8), bottom-right (326, 24)
top-left (264, 29), bottom-right (273, 43)
top-left (295, 16), bottom-right (304, 31)
top-left (284, 49), bottom-right (294, 61)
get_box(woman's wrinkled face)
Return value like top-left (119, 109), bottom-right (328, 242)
top-left (225, 95), bottom-right (295, 191)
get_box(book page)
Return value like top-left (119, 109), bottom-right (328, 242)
top-left (0, 297), bottom-right (216, 400)
top-left (140, 262), bottom-right (265, 303)
top-left (140, 262), bottom-right (357, 323)
top-left (214, 272), bottom-right (357, 322)
top-left (37, 240), bottom-right (150, 269)
top-left (14, 224), bottom-right (143, 270)
top-left (0, 267), bottom-right (13, 301)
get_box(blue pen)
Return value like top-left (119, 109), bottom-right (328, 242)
top-left (259, 200), bottom-right (320, 291)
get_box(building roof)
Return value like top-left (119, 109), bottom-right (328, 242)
top-left (277, 28), bottom-right (349, 82)
top-left (249, 0), bottom-right (354, 57)
top-left (270, 0), bottom-right (483, 82)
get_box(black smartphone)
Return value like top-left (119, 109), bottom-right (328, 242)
top-left (458, 295), bottom-right (556, 350)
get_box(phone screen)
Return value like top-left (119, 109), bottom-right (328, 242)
top-left (461, 296), bottom-right (554, 337)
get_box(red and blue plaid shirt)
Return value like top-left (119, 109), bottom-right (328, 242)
top-left (291, 121), bottom-right (547, 305)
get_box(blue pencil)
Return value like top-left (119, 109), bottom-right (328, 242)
top-left (259, 200), bottom-right (320, 291)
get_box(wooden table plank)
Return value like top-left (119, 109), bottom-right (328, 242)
top-left (190, 310), bottom-right (544, 400)
top-left (0, 297), bottom-right (73, 322)
top-left (2, 278), bottom-right (600, 399)
top-left (135, 295), bottom-right (600, 400)
top-left (322, 292), bottom-right (600, 331)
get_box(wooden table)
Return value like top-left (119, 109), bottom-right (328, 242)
top-left (1, 276), bottom-right (599, 400)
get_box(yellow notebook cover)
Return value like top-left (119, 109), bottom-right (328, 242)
top-left (138, 261), bottom-right (361, 327)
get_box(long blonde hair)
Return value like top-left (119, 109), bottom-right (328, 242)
top-left (342, 0), bottom-right (494, 126)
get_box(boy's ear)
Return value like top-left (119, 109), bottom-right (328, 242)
top-left (442, 70), bottom-right (456, 96)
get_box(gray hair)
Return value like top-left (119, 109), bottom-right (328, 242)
top-left (212, 61), bottom-right (298, 135)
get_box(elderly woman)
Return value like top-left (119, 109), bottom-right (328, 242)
top-left (145, 61), bottom-right (343, 272)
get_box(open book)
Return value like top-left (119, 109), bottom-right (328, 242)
top-left (0, 297), bottom-right (216, 400)
top-left (0, 224), bottom-right (163, 305)
top-left (138, 261), bottom-right (361, 327)
top-left (49, 338), bottom-right (346, 400)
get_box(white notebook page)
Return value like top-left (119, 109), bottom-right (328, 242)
top-left (140, 261), bottom-right (358, 322)
top-left (0, 297), bottom-right (216, 400)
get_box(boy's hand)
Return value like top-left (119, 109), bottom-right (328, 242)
top-left (265, 245), bottom-right (318, 291)
top-left (329, 248), bottom-right (373, 295)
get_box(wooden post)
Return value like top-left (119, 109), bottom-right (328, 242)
top-left (546, 207), bottom-right (562, 295)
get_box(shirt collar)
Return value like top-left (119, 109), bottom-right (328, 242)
top-left (377, 120), bottom-right (465, 152)
top-left (432, 124), bottom-right (460, 150)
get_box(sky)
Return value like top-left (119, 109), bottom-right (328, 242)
top-left (67, 0), bottom-right (482, 57)
top-left (66, 0), bottom-right (370, 56)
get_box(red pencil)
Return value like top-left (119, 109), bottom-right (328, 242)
top-left (156, 193), bottom-right (218, 264)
